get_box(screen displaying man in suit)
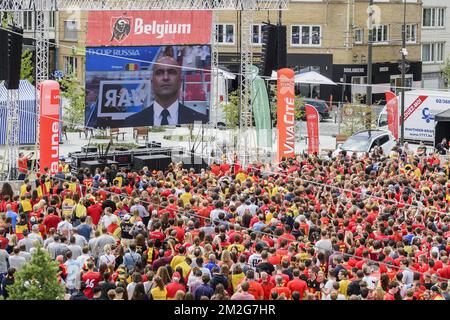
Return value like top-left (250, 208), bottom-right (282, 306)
top-left (125, 55), bottom-right (208, 126)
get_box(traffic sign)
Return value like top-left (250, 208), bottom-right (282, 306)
top-left (54, 70), bottom-right (64, 79)
top-left (398, 60), bottom-right (410, 73)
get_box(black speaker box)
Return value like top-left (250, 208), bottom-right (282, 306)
top-left (133, 155), bottom-right (172, 171)
top-left (147, 141), bottom-right (162, 148)
top-left (80, 160), bottom-right (119, 172)
top-left (81, 145), bottom-right (98, 153)
top-left (5, 26), bottom-right (23, 90)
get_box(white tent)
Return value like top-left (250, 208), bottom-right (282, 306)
top-left (213, 67), bottom-right (236, 80)
top-left (270, 70), bottom-right (336, 85)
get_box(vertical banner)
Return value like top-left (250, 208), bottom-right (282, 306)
top-left (250, 65), bottom-right (272, 148)
top-left (385, 91), bottom-right (399, 140)
top-left (305, 104), bottom-right (320, 154)
top-left (277, 68), bottom-right (295, 162)
top-left (40, 80), bottom-right (60, 174)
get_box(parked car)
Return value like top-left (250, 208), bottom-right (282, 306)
top-left (332, 129), bottom-right (396, 158)
top-left (301, 98), bottom-right (330, 122)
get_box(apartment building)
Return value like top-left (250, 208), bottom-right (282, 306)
top-left (217, 0), bottom-right (423, 104)
top-left (421, 0), bottom-right (449, 89)
top-left (57, 10), bottom-right (88, 83)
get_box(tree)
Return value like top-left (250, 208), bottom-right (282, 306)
top-left (441, 57), bottom-right (450, 88)
top-left (222, 89), bottom-right (240, 129)
top-left (58, 72), bottom-right (85, 130)
top-left (269, 84), bottom-right (305, 126)
top-left (20, 49), bottom-right (34, 83)
top-left (7, 246), bottom-right (65, 300)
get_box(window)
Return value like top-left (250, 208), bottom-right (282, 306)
top-left (291, 25), bottom-right (321, 46)
top-left (372, 25), bottom-right (388, 43)
top-left (215, 24), bottom-right (234, 44)
top-left (390, 75), bottom-right (413, 95)
top-left (354, 28), bottom-right (363, 44)
top-left (423, 8), bottom-right (445, 28)
top-left (63, 56), bottom-right (78, 75)
top-left (23, 11), bottom-right (34, 31)
top-left (49, 11), bottom-right (55, 28)
top-left (252, 24), bottom-right (262, 45)
top-left (406, 24), bottom-right (416, 43)
top-left (64, 20), bottom-right (78, 40)
top-left (422, 42), bottom-right (445, 63)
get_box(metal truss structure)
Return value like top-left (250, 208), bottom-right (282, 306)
top-left (2, 0), bottom-right (288, 178)
top-left (6, 90), bottom-right (20, 180)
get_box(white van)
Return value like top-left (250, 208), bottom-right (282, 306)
top-left (377, 90), bottom-right (450, 143)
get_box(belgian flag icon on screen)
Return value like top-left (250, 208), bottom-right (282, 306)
top-left (125, 63), bottom-right (139, 71)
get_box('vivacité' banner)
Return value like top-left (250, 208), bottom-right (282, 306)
top-left (277, 68), bottom-right (295, 162)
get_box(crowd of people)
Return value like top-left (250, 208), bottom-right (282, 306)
top-left (0, 143), bottom-right (450, 300)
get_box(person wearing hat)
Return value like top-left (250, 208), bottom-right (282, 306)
top-left (165, 271), bottom-right (186, 299)
top-left (120, 214), bottom-right (134, 247)
top-left (58, 156), bottom-right (70, 174)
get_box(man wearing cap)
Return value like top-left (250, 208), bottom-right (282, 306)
top-left (165, 271), bottom-right (186, 299)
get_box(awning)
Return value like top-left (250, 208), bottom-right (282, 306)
top-left (435, 109), bottom-right (450, 122)
top-left (269, 70), bottom-right (336, 85)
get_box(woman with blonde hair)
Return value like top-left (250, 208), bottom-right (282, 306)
top-left (218, 250), bottom-right (233, 269)
top-left (99, 244), bottom-right (116, 269)
top-left (156, 266), bottom-right (171, 285)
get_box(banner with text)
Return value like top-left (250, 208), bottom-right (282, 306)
top-left (87, 10), bottom-right (212, 46)
top-left (385, 91), bottom-right (399, 140)
top-left (277, 68), bottom-right (295, 162)
top-left (40, 80), bottom-right (60, 174)
top-left (305, 104), bottom-right (320, 154)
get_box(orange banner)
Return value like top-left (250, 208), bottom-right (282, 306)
top-left (39, 80), bottom-right (60, 174)
top-left (277, 68), bottom-right (295, 162)
top-left (87, 11), bottom-right (212, 46)
top-left (305, 104), bottom-right (320, 154)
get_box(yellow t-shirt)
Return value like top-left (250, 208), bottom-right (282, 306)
top-left (62, 199), bottom-right (76, 216)
top-left (75, 203), bottom-right (87, 218)
top-left (231, 273), bottom-right (245, 292)
top-left (180, 192), bottom-right (192, 206)
top-left (20, 184), bottom-right (27, 197)
top-left (150, 287), bottom-right (167, 300)
top-left (339, 279), bottom-right (350, 299)
top-left (236, 172), bottom-right (247, 183)
top-left (170, 255), bottom-right (186, 271)
top-left (174, 260), bottom-right (191, 279)
top-left (20, 200), bottom-right (32, 213)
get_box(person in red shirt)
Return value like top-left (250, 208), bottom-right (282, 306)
top-left (43, 207), bottom-right (61, 231)
top-left (87, 202), bottom-right (103, 226)
top-left (270, 275), bottom-right (291, 300)
top-left (165, 272), bottom-right (186, 299)
top-left (240, 269), bottom-right (264, 300)
top-left (287, 269), bottom-right (308, 300)
top-left (82, 261), bottom-right (102, 299)
top-left (259, 271), bottom-right (275, 300)
top-left (383, 282), bottom-right (399, 300)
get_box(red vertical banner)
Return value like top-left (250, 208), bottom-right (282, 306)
top-left (305, 104), bottom-right (320, 154)
top-left (277, 68), bottom-right (296, 162)
top-left (385, 91), bottom-right (399, 140)
top-left (40, 80), bottom-right (60, 174)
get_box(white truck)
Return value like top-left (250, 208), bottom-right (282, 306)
top-left (377, 90), bottom-right (450, 144)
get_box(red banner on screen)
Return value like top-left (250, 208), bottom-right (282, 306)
top-left (87, 11), bottom-right (212, 46)
top-left (385, 91), bottom-right (399, 140)
top-left (305, 104), bottom-right (319, 154)
top-left (277, 68), bottom-right (296, 162)
top-left (40, 80), bottom-right (60, 174)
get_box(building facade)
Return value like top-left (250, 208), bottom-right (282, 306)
top-left (421, 0), bottom-right (449, 89)
top-left (217, 0), bottom-right (423, 104)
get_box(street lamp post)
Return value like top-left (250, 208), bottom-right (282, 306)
top-left (400, 0), bottom-right (407, 146)
top-left (366, 0), bottom-right (373, 129)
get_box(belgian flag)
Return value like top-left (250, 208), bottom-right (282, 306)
top-left (125, 63), bottom-right (139, 71)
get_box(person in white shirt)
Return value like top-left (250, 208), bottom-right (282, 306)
top-left (99, 244), bottom-right (116, 269)
top-left (57, 214), bottom-right (74, 238)
top-left (99, 208), bottom-right (118, 230)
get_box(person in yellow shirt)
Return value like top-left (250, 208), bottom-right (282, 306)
top-left (19, 194), bottom-right (33, 214)
top-left (180, 185), bottom-right (193, 206)
top-left (20, 179), bottom-right (30, 197)
top-left (231, 264), bottom-right (245, 293)
top-left (150, 276), bottom-right (167, 300)
top-left (338, 269), bottom-right (351, 299)
top-left (174, 257), bottom-right (192, 281)
top-left (235, 170), bottom-right (247, 183)
top-left (170, 246), bottom-right (187, 270)
top-left (62, 193), bottom-right (76, 217)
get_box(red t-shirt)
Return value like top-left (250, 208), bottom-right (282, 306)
top-left (270, 286), bottom-right (291, 300)
top-left (166, 282), bottom-right (186, 299)
top-left (259, 280), bottom-right (275, 300)
top-left (82, 271), bottom-right (102, 299)
top-left (43, 214), bottom-right (61, 231)
top-left (87, 204), bottom-right (103, 226)
top-left (287, 278), bottom-right (308, 300)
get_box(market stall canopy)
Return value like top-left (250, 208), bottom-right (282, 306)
top-left (270, 70), bottom-right (336, 85)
